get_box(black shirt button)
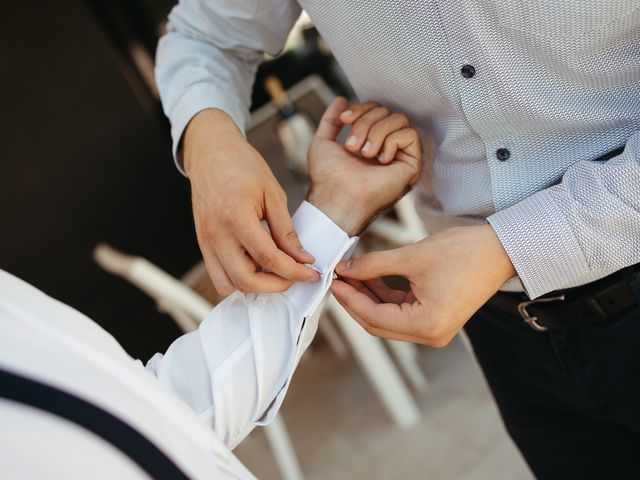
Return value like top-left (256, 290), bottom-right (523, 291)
top-left (460, 64), bottom-right (476, 78)
top-left (496, 148), bottom-right (511, 161)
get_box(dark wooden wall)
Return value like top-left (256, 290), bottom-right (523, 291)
top-left (0, 1), bottom-right (200, 359)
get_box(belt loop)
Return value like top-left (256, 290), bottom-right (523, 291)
top-left (620, 267), bottom-right (640, 305)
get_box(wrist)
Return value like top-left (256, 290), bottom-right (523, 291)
top-left (478, 224), bottom-right (517, 282)
top-left (183, 108), bottom-right (243, 176)
top-left (307, 187), bottom-right (366, 236)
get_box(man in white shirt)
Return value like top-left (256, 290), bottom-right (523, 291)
top-left (0, 98), bottom-right (422, 479)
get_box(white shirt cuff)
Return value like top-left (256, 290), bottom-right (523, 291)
top-left (257, 201), bottom-right (358, 425)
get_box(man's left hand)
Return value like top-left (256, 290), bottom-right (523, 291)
top-left (331, 224), bottom-right (517, 347)
top-left (307, 97), bottom-right (426, 236)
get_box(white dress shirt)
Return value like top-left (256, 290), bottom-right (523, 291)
top-left (0, 202), bottom-right (357, 480)
top-left (156, 1), bottom-right (640, 299)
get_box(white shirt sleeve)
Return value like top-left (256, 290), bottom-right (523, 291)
top-left (155, 0), bottom-right (302, 171)
top-left (145, 202), bottom-right (358, 449)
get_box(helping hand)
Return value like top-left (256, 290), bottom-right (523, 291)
top-left (184, 109), bottom-right (319, 296)
top-left (331, 225), bottom-right (517, 347)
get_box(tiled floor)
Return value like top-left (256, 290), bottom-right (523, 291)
top-left (234, 334), bottom-right (534, 479)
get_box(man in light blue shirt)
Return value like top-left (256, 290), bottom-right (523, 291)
top-left (156, 2), bottom-right (640, 476)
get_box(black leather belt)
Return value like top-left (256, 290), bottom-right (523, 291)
top-left (487, 264), bottom-right (640, 332)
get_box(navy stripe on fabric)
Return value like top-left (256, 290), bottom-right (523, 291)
top-left (0, 368), bottom-right (190, 480)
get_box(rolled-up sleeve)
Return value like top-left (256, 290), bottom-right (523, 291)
top-left (154, 0), bottom-right (301, 172)
top-left (488, 132), bottom-right (640, 299)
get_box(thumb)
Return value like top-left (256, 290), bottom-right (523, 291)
top-left (266, 194), bottom-right (315, 264)
top-left (314, 96), bottom-right (350, 141)
top-left (336, 247), bottom-right (413, 280)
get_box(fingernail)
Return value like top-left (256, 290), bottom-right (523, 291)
top-left (339, 260), bottom-right (352, 271)
top-left (304, 263), bottom-right (321, 274)
top-left (362, 141), bottom-right (372, 152)
top-left (304, 263), bottom-right (322, 281)
top-left (346, 135), bottom-right (357, 147)
top-left (378, 152), bottom-right (385, 162)
top-left (340, 110), bottom-right (352, 119)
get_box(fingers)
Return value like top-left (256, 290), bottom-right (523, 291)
top-left (195, 217), bottom-right (236, 296)
top-left (315, 96), bottom-right (350, 141)
top-left (362, 113), bottom-right (411, 160)
top-left (242, 271), bottom-right (298, 293)
top-left (363, 278), bottom-right (408, 304)
top-left (344, 105), bottom-right (391, 153)
top-left (342, 302), bottom-right (424, 343)
top-left (380, 128), bottom-right (423, 166)
top-left (333, 284), bottom-right (419, 341)
top-left (340, 102), bottom-right (420, 166)
top-left (234, 214), bottom-right (319, 285)
top-left (335, 247), bottom-right (414, 280)
top-left (342, 277), bottom-right (383, 303)
top-left (265, 190), bottom-right (315, 264)
top-left (330, 279), bottom-right (424, 335)
top-left (203, 250), bottom-right (235, 297)
top-left (202, 220), bottom-right (317, 294)
top-left (339, 101), bottom-right (379, 125)
top-left (219, 239), bottom-right (298, 292)
top-left (346, 276), bottom-right (409, 306)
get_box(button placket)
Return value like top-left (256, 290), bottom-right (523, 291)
top-left (438, 0), bottom-right (518, 213)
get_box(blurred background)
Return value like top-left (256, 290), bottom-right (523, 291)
top-left (0, 2), bottom-right (533, 479)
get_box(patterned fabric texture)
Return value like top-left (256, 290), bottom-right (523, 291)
top-left (156, 0), bottom-right (640, 298)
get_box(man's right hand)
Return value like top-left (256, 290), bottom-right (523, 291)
top-left (183, 108), bottom-right (319, 296)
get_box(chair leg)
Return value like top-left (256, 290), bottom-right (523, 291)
top-left (326, 295), bottom-right (421, 430)
top-left (456, 330), bottom-right (475, 358)
top-left (263, 415), bottom-right (305, 480)
top-left (317, 314), bottom-right (349, 358)
top-left (395, 191), bottom-right (428, 241)
top-left (157, 302), bottom-right (200, 333)
top-left (385, 340), bottom-right (429, 393)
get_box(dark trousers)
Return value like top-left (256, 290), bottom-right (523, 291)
top-left (465, 296), bottom-right (640, 479)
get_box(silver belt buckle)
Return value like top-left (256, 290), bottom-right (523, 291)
top-left (517, 294), bottom-right (566, 332)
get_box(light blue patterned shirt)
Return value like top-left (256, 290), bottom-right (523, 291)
top-left (155, 0), bottom-right (640, 299)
